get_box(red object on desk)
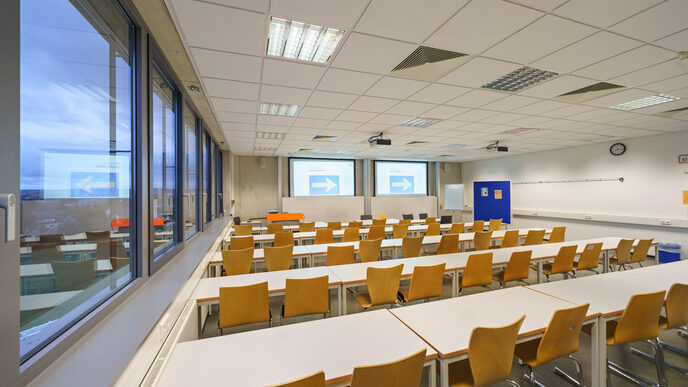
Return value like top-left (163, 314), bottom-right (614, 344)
top-left (112, 217), bottom-right (165, 228)
top-left (266, 213), bottom-right (303, 222)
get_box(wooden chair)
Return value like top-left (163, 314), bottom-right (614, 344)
top-left (573, 242), bottom-right (603, 274)
top-left (497, 230), bottom-right (519, 249)
top-left (96, 240), bottom-right (127, 260)
top-left (265, 245), bottom-right (293, 272)
top-left (459, 252), bottom-right (493, 295)
top-left (218, 282), bottom-right (271, 334)
top-left (425, 222), bottom-right (441, 236)
top-left (31, 243), bottom-right (63, 264)
top-left (350, 349), bottom-right (426, 387)
top-left (398, 219), bottom-right (411, 226)
top-left (402, 236), bottom-right (423, 258)
top-left (488, 218), bottom-right (502, 231)
top-left (281, 276), bottom-right (329, 323)
top-left (267, 223), bottom-right (283, 234)
top-left (274, 231), bottom-right (295, 247)
top-left (547, 226), bottom-right (566, 243)
top-left (351, 264), bottom-right (403, 310)
top-left (342, 227), bottom-right (360, 242)
top-left (398, 263), bottom-right (446, 303)
top-left (424, 216), bottom-right (436, 225)
top-left (314, 229), bottom-right (333, 245)
top-left (268, 371), bottom-right (325, 387)
top-left (359, 239), bottom-right (382, 263)
top-left (471, 231), bottom-right (493, 251)
top-left (327, 221), bottom-right (342, 230)
top-left (515, 304), bottom-right (590, 386)
top-left (234, 224), bottom-right (253, 236)
top-left (523, 229), bottom-right (546, 246)
top-left (51, 259), bottom-right (97, 291)
top-left (367, 225), bottom-right (386, 241)
top-left (628, 238), bottom-right (653, 268)
top-left (392, 224), bottom-right (409, 239)
top-left (449, 223), bottom-right (465, 234)
top-left (230, 236), bottom-right (254, 250)
top-left (222, 247), bottom-right (254, 276)
top-left (448, 315), bottom-right (525, 387)
top-left (299, 222), bottom-right (315, 232)
top-left (418, 213), bottom-right (428, 220)
top-left (326, 245), bottom-right (355, 266)
top-left (436, 233), bottom-right (459, 255)
top-left (402, 214), bottom-right (414, 220)
top-left (85, 230), bottom-right (110, 242)
top-left (542, 245), bottom-right (578, 281)
top-left (372, 219), bottom-right (386, 226)
top-left (471, 220), bottom-right (484, 232)
top-left (609, 238), bottom-right (634, 271)
top-left (493, 250), bottom-right (532, 288)
top-left (40, 233), bottom-right (65, 245)
top-left (348, 221), bottom-right (363, 228)
top-left (377, 214), bottom-right (387, 220)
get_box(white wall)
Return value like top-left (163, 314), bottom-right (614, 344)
top-left (282, 196), bottom-right (364, 221)
top-left (371, 196), bottom-right (438, 219)
top-left (232, 155), bottom-right (279, 219)
top-left (462, 130), bottom-right (688, 258)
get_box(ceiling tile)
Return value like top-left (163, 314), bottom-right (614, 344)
top-left (369, 113), bottom-right (414, 125)
top-left (335, 110), bottom-right (378, 122)
top-left (203, 78), bottom-right (260, 100)
top-left (385, 101), bottom-right (437, 115)
top-left (200, 0), bottom-right (268, 12)
top-left (256, 115), bottom-right (296, 126)
top-left (261, 59), bottom-right (326, 89)
top-left (292, 117), bottom-right (330, 128)
top-left (610, 0), bottom-right (688, 42)
top-left (256, 124), bottom-right (289, 133)
top-left (554, 0), bottom-right (662, 28)
top-left (317, 68), bottom-right (382, 94)
top-left (642, 74), bottom-right (688, 94)
top-left (327, 121), bottom-right (362, 130)
top-left (446, 89), bottom-right (507, 108)
top-left (217, 112), bottom-right (256, 124)
top-left (408, 84), bottom-right (470, 104)
top-left (365, 76), bottom-right (429, 99)
top-left (452, 109), bottom-right (500, 122)
top-left (610, 60), bottom-right (688, 88)
top-left (573, 45), bottom-right (677, 81)
top-left (297, 106), bottom-right (342, 120)
top-left (510, 100), bottom-right (569, 114)
top-left (190, 48), bottom-right (261, 82)
top-left (306, 91), bottom-right (358, 108)
top-left (508, 0), bottom-right (567, 10)
top-left (348, 96), bottom-right (400, 112)
top-left (519, 75), bottom-right (597, 98)
top-left (480, 112), bottom-right (528, 124)
top-left (484, 15), bottom-right (597, 64)
top-left (438, 57), bottom-right (522, 88)
top-left (212, 97), bottom-right (257, 113)
top-left (221, 122), bottom-right (255, 131)
top-left (331, 33), bottom-right (416, 74)
top-left (270, 0), bottom-right (368, 29)
top-left (654, 29), bottom-right (688, 51)
top-left (260, 84), bottom-right (312, 105)
top-left (480, 95), bottom-right (542, 111)
top-left (539, 104), bottom-right (596, 118)
top-left (422, 106), bottom-right (470, 119)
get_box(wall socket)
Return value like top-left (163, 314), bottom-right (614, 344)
top-left (660, 220), bottom-right (672, 226)
top-left (584, 215), bottom-right (592, 220)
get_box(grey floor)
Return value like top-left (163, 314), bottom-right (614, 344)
top-left (202, 257), bottom-right (688, 386)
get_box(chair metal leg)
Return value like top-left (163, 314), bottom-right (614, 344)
top-left (609, 339), bottom-right (668, 387)
top-left (518, 279), bottom-right (530, 286)
top-left (650, 339), bottom-right (668, 387)
top-left (522, 366), bottom-right (545, 387)
top-left (631, 344), bottom-right (688, 376)
top-left (554, 355), bottom-right (584, 386)
top-left (504, 378), bottom-right (521, 387)
top-left (608, 360), bottom-right (658, 387)
top-left (663, 340), bottom-right (688, 357)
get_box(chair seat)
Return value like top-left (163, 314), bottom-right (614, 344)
top-left (458, 276), bottom-right (492, 289)
top-left (447, 358), bottom-right (474, 387)
top-left (542, 262), bottom-right (553, 275)
top-left (609, 256), bottom-right (627, 266)
top-left (514, 337), bottom-right (543, 367)
top-left (351, 291), bottom-right (373, 309)
top-left (492, 270), bottom-right (506, 282)
top-left (397, 285), bottom-right (410, 302)
top-left (573, 261), bottom-right (595, 271)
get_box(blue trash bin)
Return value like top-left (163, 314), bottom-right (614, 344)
top-left (658, 242), bottom-right (681, 263)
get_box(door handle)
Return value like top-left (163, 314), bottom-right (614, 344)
top-left (0, 193), bottom-right (16, 242)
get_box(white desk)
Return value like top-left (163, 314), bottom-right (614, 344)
top-left (390, 286), bottom-right (600, 387)
top-left (229, 220), bottom-right (504, 235)
top-left (156, 310), bottom-right (437, 387)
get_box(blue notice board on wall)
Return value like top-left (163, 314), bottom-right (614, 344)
top-left (473, 181), bottom-right (511, 224)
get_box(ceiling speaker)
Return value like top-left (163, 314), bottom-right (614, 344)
top-left (259, 157), bottom-right (267, 168)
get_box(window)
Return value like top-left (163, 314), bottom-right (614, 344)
top-left (211, 141), bottom-right (218, 220)
top-left (183, 103), bottom-right (199, 239)
top-left (203, 132), bottom-right (211, 224)
top-left (217, 150), bottom-right (223, 216)
top-left (19, 0), bottom-right (135, 361)
top-left (151, 64), bottom-right (177, 257)
top-left (289, 158), bottom-right (356, 196)
top-left (374, 161), bottom-right (428, 196)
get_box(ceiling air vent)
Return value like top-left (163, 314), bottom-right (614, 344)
top-left (655, 106), bottom-right (688, 118)
top-left (554, 82), bottom-right (625, 103)
top-left (405, 141), bottom-right (429, 145)
top-left (390, 46), bottom-right (469, 81)
top-left (312, 135), bottom-right (339, 142)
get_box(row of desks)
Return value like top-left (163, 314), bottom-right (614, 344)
top-left (162, 256), bottom-right (687, 387)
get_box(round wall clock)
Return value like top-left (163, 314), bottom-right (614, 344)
top-left (610, 142), bottom-right (626, 156)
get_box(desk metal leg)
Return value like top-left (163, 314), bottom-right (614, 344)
top-left (451, 271), bottom-right (458, 298)
top-left (337, 286), bottom-right (343, 316)
top-left (342, 285), bottom-right (349, 315)
top-left (426, 359), bottom-right (437, 387)
top-left (440, 358), bottom-right (449, 387)
top-left (537, 261), bottom-right (543, 283)
top-left (197, 303), bottom-right (203, 339)
top-left (591, 317), bottom-right (607, 387)
top-left (603, 251), bottom-right (609, 273)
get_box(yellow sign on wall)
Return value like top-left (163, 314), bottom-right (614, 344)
top-left (494, 190), bottom-right (502, 200)
top-left (683, 190), bottom-right (688, 205)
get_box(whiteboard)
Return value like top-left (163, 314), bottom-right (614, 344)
top-left (444, 184), bottom-right (463, 210)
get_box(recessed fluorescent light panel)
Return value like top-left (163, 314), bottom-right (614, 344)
top-left (266, 17), bottom-right (344, 63)
top-left (405, 141), bottom-right (429, 145)
top-left (400, 117), bottom-right (443, 128)
top-left (259, 102), bottom-right (299, 116)
top-left (500, 127), bottom-right (541, 135)
top-left (255, 131), bottom-right (285, 140)
top-left (254, 146), bottom-right (277, 151)
top-left (336, 150), bottom-right (359, 155)
top-left (312, 135), bottom-right (339, 142)
top-left (609, 94), bottom-right (680, 111)
top-left (482, 66), bottom-right (558, 92)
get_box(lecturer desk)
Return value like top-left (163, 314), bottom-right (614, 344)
top-left (157, 310), bottom-right (437, 387)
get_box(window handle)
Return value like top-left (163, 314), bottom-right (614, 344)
top-left (0, 193), bottom-right (16, 242)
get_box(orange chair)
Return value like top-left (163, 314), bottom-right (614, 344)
top-left (221, 248), bottom-right (254, 276)
top-left (471, 220), bottom-right (484, 232)
top-left (425, 222), bottom-right (441, 236)
top-left (230, 236), bottom-right (254, 250)
top-left (218, 282), bottom-right (271, 335)
top-left (274, 231), bottom-right (295, 247)
top-left (459, 252), bottom-right (493, 295)
top-left (351, 264), bottom-right (403, 311)
top-left (268, 371), bottom-right (326, 387)
top-left (367, 225), bottom-right (386, 241)
top-left (327, 221), bottom-right (342, 231)
top-left (326, 245), bottom-right (355, 266)
top-left (398, 263), bottom-right (446, 303)
top-left (493, 250), bottom-right (532, 288)
top-left (435, 233), bottom-right (459, 255)
top-left (359, 239), bottom-right (382, 263)
top-left (402, 236), bottom-right (423, 258)
top-left (314, 229), bottom-right (333, 245)
top-left (523, 229), bottom-right (546, 246)
top-left (342, 227), bottom-right (360, 242)
top-left (448, 223), bottom-right (465, 235)
top-left (542, 245), bottom-right (578, 281)
top-left (267, 223), bottom-right (284, 234)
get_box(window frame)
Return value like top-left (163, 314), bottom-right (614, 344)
top-left (181, 99), bottom-right (201, 240)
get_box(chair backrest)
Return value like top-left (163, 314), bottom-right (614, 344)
top-left (504, 250), bottom-right (532, 282)
top-left (488, 218), bottom-right (502, 231)
top-left (299, 222), bottom-right (315, 232)
top-left (629, 238), bottom-right (653, 264)
top-left (96, 240), bottom-right (127, 260)
top-left (440, 215), bottom-right (452, 224)
top-left (407, 263), bottom-right (446, 301)
top-left (377, 214), bottom-right (387, 220)
top-left (665, 283), bottom-right (688, 329)
top-left (500, 230), bottom-right (520, 248)
top-left (234, 224), bottom-right (253, 236)
top-left (449, 223), bottom-right (465, 235)
top-left (523, 229), bottom-right (546, 246)
top-left (437, 233), bottom-right (459, 255)
top-left (222, 247), bottom-right (254, 276)
top-left (473, 231), bottom-right (493, 251)
top-left (402, 236), bottom-right (423, 258)
top-left (360, 214), bottom-right (372, 220)
top-left (398, 219), bottom-right (411, 226)
top-left (274, 231), bottom-right (295, 247)
top-left (359, 239), bottom-right (382, 263)
top-left (367, 264), bottom-right (403, 306)
top-left (367, 225), bottom-right (386, 241)
top-left (31, 243), bottom-right (63, 264)
top-left (348, 221), bottom-right (363, 228)
top-left (40, 233), bottom-right (65, 245)
top-left (268, 371), bottom-right (326, 387)
top-left (425, 223), bottom-right (441, 236)
top-left (327, 221), bottom-right (342, 231)
top-left (372, 219), bottom-right (386, 226)
top-left (613, 291), bottom-right (666, 345)
top-left (577, 243), bottom-right (603, 270)
top-left (283, 276), bottom-right (329, 318)
top-left (536, 304), bottom-right (590, 365)
top-left (350, 349), bottom-right (426, 387)
top-left (314, 229), bottom-right (333, 245)
top-left (392, 224), bottom-right (409, 239)
top-left (51, 259), bottom-right (97, 291)
top-left (85, 230), bottom-right (110, 242)
top-left (424, 216), bottom-right (436, 225)
top-left (326, 245), bottom-right (355, 266)
top-left (462, 252), bottom-right (493, 288)
top-left (233, 216), bottom-right (241, 225)
top-left (418, 213), bottom-right (428, 219)
top-left (264, 245), bottom-right (293, 272)
top-left (468, 315), bottom-right (525, 386)
top-left (219, 282), bottom-right (270, 329)
top-left (402, 214), bottom-right (414, 220)
top-left (342, 227), bottom-right (360, 242)
top-left (548, 227), bottom-right (566, 243)
top-left (551, 245), bottom-right (578, 274)
top-left (230, 236), bottom-right (254, 250)
top-left (471, 220), bottom-right (485, 232)
top-left (614, 239), bottom-right (635, 264)
top-left (267, 223), bottom-right (284, 234)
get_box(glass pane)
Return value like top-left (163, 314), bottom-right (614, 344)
top-left (203, 133), bottom-right (210, 224)
top-left (217, 151), bottom-right (223, 215)
top-left (151, 65), bottom-right (177, 257)
top-left (19, 0), bottom-right (134, 361)
top-left (183, 103), bottom-right (198, 239)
